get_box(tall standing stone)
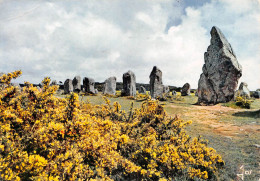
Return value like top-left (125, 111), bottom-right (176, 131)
top-left (122, 70), bottom-right (136, 96)
top-left (150, 66), bottom-right (163, 99)
top-left (198, 26), bottom-right (242, 104)
top-left (72, 76), bottom-right (81, 93)
top-left (181, 83), bottom-right (191, 96)
top-left (103, 77), bottom-right (117, 95)
top-left (64, 79), bottom-right (73, 94)
top-left (83, 77), bottom-right (95, 94)
top-left (237, 82), bottom-right (250, 98)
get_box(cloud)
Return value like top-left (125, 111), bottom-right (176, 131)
top-left (195, 0), bottom-right (260, 90)
top-left (0, 0), bottom-right (259, 90)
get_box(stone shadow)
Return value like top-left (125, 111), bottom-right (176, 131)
top-left (232, 110), bottom-right (260, 118)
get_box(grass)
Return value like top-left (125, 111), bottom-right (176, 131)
top-left (56, 92), bottom-right (260, 180)
top-left (58, 93), bottom-right (143, 111)
top-left (184, 118), bottom-right (259, 180)
top-left (222, 101), bottom-right (242, 109)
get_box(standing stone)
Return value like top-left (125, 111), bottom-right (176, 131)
top-left (0, 73), bottom-right (4, 87)
top-left (103, 77), bottom-right (117, 95)
top-left (139, 86), bottom-right (146, 94)
top-left (253, 90), bottom-right (260, 98)
top-left (197, 26), bottom-right (242, 104)
top-left (50, 80), bottom-right (57, 86)
top-left (95, 89), bottom-right (98, 94)
top-left (64, 79), bottom-right (73, 94)
top-left (83, 77), bottom-right (95, 94)
top-left (149, 66), bottom-right (163, 99)
top-left (121, 89), bottom-right (125, 95)
top-left (122, 70), bottom-right (136, 96)
top-left (237, 82), bottom-right (250, 98)
top-left (163, 85), bottom-right (170, 94)
top-left (181, 83), bottom-right (191, 96)
top-left (72, 76), bottom-right (81, 93)
top-left (39, 83), bottom-right (43, 88)
top-left (172, 90), bottom-right (177, 96)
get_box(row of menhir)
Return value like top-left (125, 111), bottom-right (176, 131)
top-left (61, 67), bottom-right (192, 99)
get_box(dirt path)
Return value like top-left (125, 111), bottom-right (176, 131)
top-left (168, 104), bottom-right (260, 137)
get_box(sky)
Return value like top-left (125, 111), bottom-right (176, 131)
top-left (0, 0), bottom-right (260, 90)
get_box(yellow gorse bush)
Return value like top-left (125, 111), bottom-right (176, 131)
top-left (0, 71), bottom-right (224, 180)
top-left (135, 93), bottom-right (151, 101)
top-left (235, 96), bottom-right (252, 109)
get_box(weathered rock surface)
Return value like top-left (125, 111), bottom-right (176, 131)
top-left (181, 83), bottom-right (190, 96)
top-left (83, 77), bottom-right (95, 94)
top-left (149, 66), bottom-right (163, 99)
top-left (163, 85), bottom-right (170, 94)
top-left (172, 90), bottom-right (177, 96)
top-left (122, 70), bottom-right (136, 96)
top-left (72, 76), bottom-right (81, 93)
top-left (253, 90), bottom-right (260, 98)
top-left (50, 80), bottom-right (57, 86)
top-left (39, 83), bottom-right (43, 88)
top-left (0, 73), bottom-right (4, 86)
top-left (195, 90), bottom-right (198, 97)
top-left (103, 77), bottom-right (117, 95)
top-left (237, 82), bottom-right (250, 98)
top-left (198, 26), bottom-right (242, 104)
top-left (95, 89), bottom-right (98, 94)
top-left (139, 86), bottom-right (146, 94)
top-left (64, 79), bottom-right (73, 94)
top-left (121, 89), bottom-right (125, 95)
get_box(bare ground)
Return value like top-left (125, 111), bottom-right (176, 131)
top-left (168, 104), bottom-right (260, 137)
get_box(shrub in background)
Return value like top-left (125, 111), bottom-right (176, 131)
top-left (235, 96), bottom-right (252, 109)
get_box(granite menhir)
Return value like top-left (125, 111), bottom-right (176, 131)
top-left (149, 66), bottom-right (163, 99)
top-left (198, 26), bottom-right (242, 105)
top-left (122, 70), bottom-right (136, 96)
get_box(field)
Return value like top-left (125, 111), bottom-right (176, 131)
top-left (71, 92), bottom-right (260, 180)
top-left (1, 71), bottom-right (259, 180)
